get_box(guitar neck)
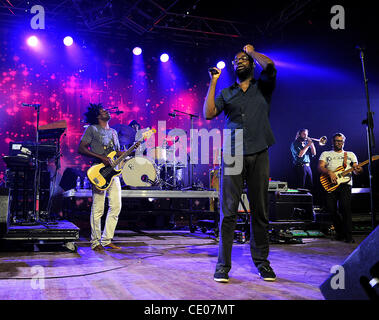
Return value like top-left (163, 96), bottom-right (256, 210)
top-left (109, 129), bottom-right (155, 168)
top-left (340, 159), bottom-right (369, 176)
top-left (112, 141), bottom-right (142, 167)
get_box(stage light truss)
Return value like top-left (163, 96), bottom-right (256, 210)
top-left (121, 1), bottom-right (249, 38)
top-left (0, 0), bottom-right (321, 46)
top-left (261, 0), bottom-right (320, 36)
top-left (70, 0), bottom-right (254, 44)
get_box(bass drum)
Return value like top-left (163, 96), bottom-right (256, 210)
top-left (122, 157), bottom-right (157, 187)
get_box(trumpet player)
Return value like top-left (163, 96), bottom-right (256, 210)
top-left (290, 128), bottom-right (316, 190)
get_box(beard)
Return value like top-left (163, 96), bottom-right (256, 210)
top-left (101, 114), bottom-right (111, 122)
top-left (236, 65), bottom-right (253, 81)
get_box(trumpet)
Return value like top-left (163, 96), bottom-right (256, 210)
top-left (310, 136), bottom-right (327, 146)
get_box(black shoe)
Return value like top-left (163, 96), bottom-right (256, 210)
top-left (344, 238), bottom-right (355, 244)
top-left (258, 265), bottom-right (276, 282)
top-left (332, 233), bottom-right (344, 241)
top-left (213, 272), bottom-right (229, 283)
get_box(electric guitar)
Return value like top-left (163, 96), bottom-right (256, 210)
top-left (320, 155), bottom-right (379, 192)
top-left (87, 128), bottom-right (156, 191)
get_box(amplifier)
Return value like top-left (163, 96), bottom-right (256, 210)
top-left (9, 141), bottom-right (57, 160)
top-left (268, 180), bottom-right (288, 192)
top-left (209, 169), bottom-right (287, 193)
top-left (269, 191), bottom-right (314, 221)
top-left (0, 188), bottom-right (10, 237)
top-left (6, 170), bottom-right (51, 189)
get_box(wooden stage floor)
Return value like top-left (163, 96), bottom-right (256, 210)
top-left (0, 228), bottom-right (366, 301)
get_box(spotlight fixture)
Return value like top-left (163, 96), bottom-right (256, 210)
top-left (160, 53), bottom-right (169, 63)
top-left (63, 36), bottom-right (73, 47)
top-left (217, 61), bottom-right (226, 69)
top-left (133, 47), bottom-right (142, 55)
top-left (27, 36), bottom-right (38, 47)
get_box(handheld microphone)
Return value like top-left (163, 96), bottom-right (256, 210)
top-left (107, 109), bottom-right (123, 115)
top-left (168, 112), bottom-right (176, 117)
top-left (208, 68), bottom-right (219, 75)
top-left (22, 103), bottom-right (40, 107)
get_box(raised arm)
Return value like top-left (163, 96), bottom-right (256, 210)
top-left (243, 44), bottom-right (275, 70)
top-left (203, 67), bottom-right (221, 120)
top-left (299, 138), bottom-right (316, 157)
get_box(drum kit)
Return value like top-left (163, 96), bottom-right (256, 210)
top-left (120, 133), bottom-right (187, 190)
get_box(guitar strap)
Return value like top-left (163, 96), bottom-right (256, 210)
top-left (343, 151), bottom-right (347, 169)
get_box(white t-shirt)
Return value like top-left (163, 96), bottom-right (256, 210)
top-left (319, 150), bottom-right (358, 186)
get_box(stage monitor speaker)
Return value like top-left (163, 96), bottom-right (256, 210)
top-left (320, 225), bottom-right (379, 300)
top-left (0, 188), bottom-right (10, 237)
top-left (59, 168), bottom-right (83, 191)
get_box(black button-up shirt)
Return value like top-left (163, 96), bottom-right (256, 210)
top-left (215, 64), bottom-right (277, 155)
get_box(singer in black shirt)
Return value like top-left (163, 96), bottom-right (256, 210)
top-left (204, 44), bottom-right (277, 283)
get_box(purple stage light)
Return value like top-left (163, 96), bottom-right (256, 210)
top-left (27, 36), bottom-right (38, 47)
top-left (63, 36), bottom-right (73, 47)
top-left (133, 47), bottom-right (142, 55)
top-left (217, 61), bottom-right (226, 69)
top-left (160, 53), bottom-right (169, 63)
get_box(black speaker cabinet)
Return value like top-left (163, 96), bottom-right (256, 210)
top-left (320, 225), bottom-right (379, 300)
top-left (351, 190), bottom-right (379, 214)
top-left (0, 188), bottom-right (10, 237)
top-left (269, 191), bottom-right (313, 221)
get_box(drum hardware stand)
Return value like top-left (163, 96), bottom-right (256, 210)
top-left (159, 132), bottom-right (181, 190)
top-left (22, 103), bottom-right (42, 224)
top-left (173, 136), bottom-right (177, 189)
top-left (357, 46), bottom-right (377, 228)
top-left (172, 109), bottom-right (203, 190)
top-left (146, 142), bottom-right (174, 190)
top-left (157, 164), bottom-right (176, 190)
top-left (158, 176), bottom-right (175, 189)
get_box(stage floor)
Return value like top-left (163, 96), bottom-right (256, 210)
top-left (0, 229), bottom-right (365, 300)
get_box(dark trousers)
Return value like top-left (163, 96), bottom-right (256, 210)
top-left (216, 149), bottom-right (270, 274)
top-left (294, 164), bottom-right (313, 190)
top-left (325, 184), bottom-right (353, 241)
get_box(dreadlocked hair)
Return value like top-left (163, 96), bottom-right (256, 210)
top-left (84, 103), bottom-right (103, 125)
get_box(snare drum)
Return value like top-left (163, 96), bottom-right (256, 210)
top-left (122, 157), bottom-right (157, 187)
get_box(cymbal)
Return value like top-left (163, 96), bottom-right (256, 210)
top-left (165, 136), bottom-right (180, 143)
top-left (165, 128), bottom-right (187, 134)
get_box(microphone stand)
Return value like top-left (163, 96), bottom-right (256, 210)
top-left (33, 104), bottom-right (41, 223)
top-left (46, 133), bottom-right (64, 222)
top-left (357, 47), bottom-right (377, 228)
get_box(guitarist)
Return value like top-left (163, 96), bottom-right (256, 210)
top-left (78, 103), bottom-right (123, 251)
top-left (318, 133), bottom-right (362, 243)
